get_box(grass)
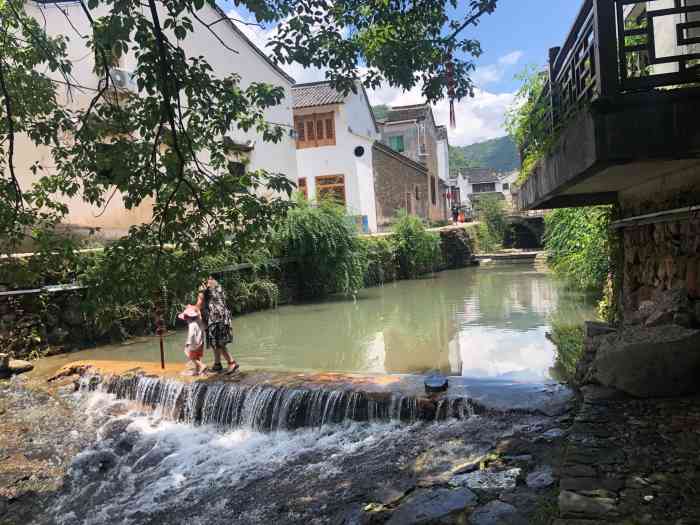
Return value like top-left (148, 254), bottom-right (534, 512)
top-left (549, 321), bottom-right (584, 384)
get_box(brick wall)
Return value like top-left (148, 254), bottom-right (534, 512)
top-left (372, 143), bottom-right (429, 231)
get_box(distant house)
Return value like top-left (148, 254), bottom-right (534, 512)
top-left (377, 104), bottom-right (450, 222)
top-left (292, 82), bottom-right (429, 232)
top-left (450, 168), bottom-right (518, 211)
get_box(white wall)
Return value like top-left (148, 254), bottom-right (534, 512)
top-left (436, 139), bottom-right (449, 182)
top-left (295, 87), bottom-right (379, 232)
top-left (18, 2), bottom-right (297, 238)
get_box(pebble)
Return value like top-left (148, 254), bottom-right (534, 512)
top-left (526, 466), bottom-right (555, 490)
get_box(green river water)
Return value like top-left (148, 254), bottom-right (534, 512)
top-left (35, 262), bottom-right (596, 381)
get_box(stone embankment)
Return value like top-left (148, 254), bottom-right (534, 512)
top-left (557, 285), bottom-right (700, 524)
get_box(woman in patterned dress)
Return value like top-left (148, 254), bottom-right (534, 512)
top-left (197, 275), bottom-right (239, 374)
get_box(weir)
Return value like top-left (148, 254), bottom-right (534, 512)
top-left (79, 373), bottom-right (475, 431)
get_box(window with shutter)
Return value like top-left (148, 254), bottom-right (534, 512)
top-left (316, 175), bottom-right (345, 205)
top-left (298, 177), bottom-right (308, 199)
top-left (294, 112), bottom-right (336, 149)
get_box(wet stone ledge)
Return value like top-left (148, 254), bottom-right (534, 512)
top-left (556, 385), bottom-right (700, 525)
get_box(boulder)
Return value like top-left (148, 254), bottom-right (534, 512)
top-left (593, 325), bottom-right (700, 397)
top-left (469, 501), bottom-right (527, 525)
top-left (0, 359), bottom-right (34, 379)
top-left (386, 487), bottom-right (477, 525)
top-left (526, 466), bottom-right (555, 490)
top-left (451, 468), bottom-right (521, 491)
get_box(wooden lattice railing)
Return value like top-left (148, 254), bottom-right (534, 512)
top-left (522, 0), bottom-right (700, 158)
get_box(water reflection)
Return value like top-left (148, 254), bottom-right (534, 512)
top-left (37, 263), bottom-right (596, 382)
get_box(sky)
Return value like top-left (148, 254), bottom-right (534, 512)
top-left (218, 0), bottom-right (583, 147)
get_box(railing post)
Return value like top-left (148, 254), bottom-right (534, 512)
top-left (548, 46), bottom-right (561, 132)
top-left (593, 0), bottom-right (619, 99)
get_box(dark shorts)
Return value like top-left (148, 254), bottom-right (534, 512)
top-left (207, 322), bottom-right (232, 349)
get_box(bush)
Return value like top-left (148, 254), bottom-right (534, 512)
top-left (275, 198), bottom-right (366, 298)
top-left (359, 237), bottom-right (397, 287)
top-left (549, 321), bottom-right (584, 384)
top-left (544, 207), bottom-right (610, 292)
top-left (475, 195), bottom-right (509, 252)
top-left (390, 212), bottom-right (442, 279)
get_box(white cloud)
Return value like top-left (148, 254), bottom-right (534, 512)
top-left (472, 50), bottom-right (524, 87)
top-left (499, 50), bottom-right (525, 66)
top-left (230, 12), bottom-right (516, 146)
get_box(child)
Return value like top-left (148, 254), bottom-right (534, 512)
top-left (179, 305), bottom-right (205, 376)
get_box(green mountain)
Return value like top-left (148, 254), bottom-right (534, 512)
top-left (449, 136), bottom-right (520, 174)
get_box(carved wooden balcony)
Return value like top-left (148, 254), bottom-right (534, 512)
top-left (518, 0), bottom-right (700, 210)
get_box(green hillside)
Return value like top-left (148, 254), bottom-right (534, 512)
top-left (450, 136), bottom-right (520, 174)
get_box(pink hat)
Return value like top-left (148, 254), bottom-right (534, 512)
top-left (178, 305), bottom-right (199, 321)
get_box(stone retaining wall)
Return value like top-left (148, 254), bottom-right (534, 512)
top-left (621, 218), bottom-right (700, 315)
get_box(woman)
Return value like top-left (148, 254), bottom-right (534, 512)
top-left (197, 275), bottom-right (239, 374)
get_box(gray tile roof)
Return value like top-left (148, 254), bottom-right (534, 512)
top-left (382, 103), bottom-right (430, 123)
top-left (292, 81), bottom-right (346, 109)
top-left (463, 168), bottom-right (500, 184)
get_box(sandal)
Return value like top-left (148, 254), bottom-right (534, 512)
top-left (225, 362), bottom-right (240, 375)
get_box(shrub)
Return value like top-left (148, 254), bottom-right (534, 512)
top-left (549, 321), bottom-right (584, 384)
top-left (359, 237), bottom-right (397, 287)
top-left (475, 195), bottom-right (509, 252)
top-left (275, 198), bottom-right (366, 298)
top-left (390, 211), bottom-right (442, 279)
top-left (544, 207), bottom-right (610, 293)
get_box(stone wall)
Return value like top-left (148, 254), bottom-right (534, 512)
top-left (621, 218), bottom-right (700, 314)
top-left (372, 142), bottom-right (429, 231)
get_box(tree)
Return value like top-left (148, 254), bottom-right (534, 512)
top-left (0, 0), bottom-right (499, 295)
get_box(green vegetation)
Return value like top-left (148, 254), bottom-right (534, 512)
top-left (544, 207), bottom-right (611, 293)
top-left (372, 104), bottom-right (389, 121)
top-left (475, 195), bottom-right (509, 252)
top-left (549, 322), bottom-right (584, 384)
top-left (449, 136), bottom-right (519, 174)
top-left (359, 237), bottom-right (397, 288)
top-left (390, 212), bottom-right (442, 279)
top-left (275, 198), bottom-right (365, 299)
top-left (505, 67), bottom-right (551, 186)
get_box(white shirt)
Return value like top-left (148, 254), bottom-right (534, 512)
top-left (185, 318), bottom-right (205, 351)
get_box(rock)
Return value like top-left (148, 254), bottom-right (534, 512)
top-left (469, 501), bottom-right (527, 525)
top-left (584, 321), bottom-right (616, 338)
top-left (386, 488), bottom-right (477, 525)
top-left (61, 304), bottom-right (83, 327)
top-left (499, 491), bottom-right (540, 515)
top-left (0, 359), bottom-right (34, 378)
top-left (536, 428), bottom-right (565, 442)
top-left (48, 327), bottom-right (70, 346)
top-left (558, 491), bottom-right (617, 518)
top-left (593, 325), bottom-right (700, 397)
top-left (451, 468), bottom-right (521, 491)
top-left (526, 466), bottom-right (555, 489)
top-left (644, 287), bottom-right (690, 327)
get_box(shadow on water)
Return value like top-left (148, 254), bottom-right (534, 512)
top-left (34, 263), bottom-right (597, 383)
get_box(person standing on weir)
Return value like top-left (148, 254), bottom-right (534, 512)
top-left (197, 275), bottom-right (239, 374)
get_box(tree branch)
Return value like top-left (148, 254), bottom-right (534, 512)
top-left (0, 57), bottom-right (23, 213)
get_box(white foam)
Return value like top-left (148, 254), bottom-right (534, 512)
top-left (51, 391), bottom-right (417, 525)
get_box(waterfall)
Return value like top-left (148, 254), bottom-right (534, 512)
top-left (78, 374), bottom-right (476, 431)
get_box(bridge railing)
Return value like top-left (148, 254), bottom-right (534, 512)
top-left (522, 0), bottom-right (700, 159)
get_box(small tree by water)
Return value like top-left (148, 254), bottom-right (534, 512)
top-left (390, 212), bottom-right (442, 279)
top-left (475, 195), bottom-right (509, 252)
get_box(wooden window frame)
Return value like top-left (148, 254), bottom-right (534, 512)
top-left (298, 177), bottom-right (308, 200)
top-left (430, 176), bottom-right (437, 205)
top-left (473, 182), bottom-right (496, 194)
top-left (315, 174), bottom-right (346, 205)
top-left (294, 112), bottom-right (336, 149)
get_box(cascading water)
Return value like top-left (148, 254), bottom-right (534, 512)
top-left (78, 373), bottom-right (475, 432)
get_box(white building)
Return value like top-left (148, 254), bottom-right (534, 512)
top-left (292, 81), bottom-right (381, 233)
top-left (18, 2), bottom-right (298, 241)
top-left (450, 168), bottom-right (519, 212)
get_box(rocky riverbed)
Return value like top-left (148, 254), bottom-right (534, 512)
top-left (1, 371), bottom-right (571, 525)
top-left (3, 368), bottom-right (700, 525)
